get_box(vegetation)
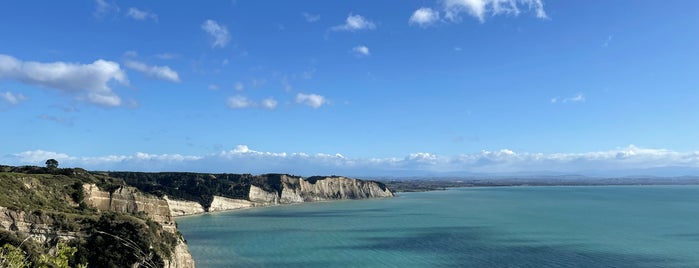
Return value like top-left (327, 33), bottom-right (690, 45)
top-left (44, 160), bottom-right (58, 169)
top-left (106, 172), bottom-right (291, 210)
top-left (0, 165), bottom-right (178, 268)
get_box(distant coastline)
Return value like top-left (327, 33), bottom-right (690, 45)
top-left (380, 176), bottom-right (699, 192)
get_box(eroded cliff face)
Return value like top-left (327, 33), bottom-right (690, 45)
top-left (83, 184), bottom-right (195, 268)
top-left (0, 207), bottom-right (80, 244)
top-left (281, 175), bottom-right (394, 202)
top-left (164, 196), bottom-right (205, 216)
top-left (209, 196), bottom-right (253, 212)
top-left (195, 176), bottom-right (394, 212)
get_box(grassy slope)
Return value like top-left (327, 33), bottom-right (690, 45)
top-left (0, 166), bottom-right (178, 268)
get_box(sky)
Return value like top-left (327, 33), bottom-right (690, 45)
top-left (1, 0), bottom-right (698, 177)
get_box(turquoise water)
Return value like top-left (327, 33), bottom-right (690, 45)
top-left (176, 186), bottom-right (699, 267)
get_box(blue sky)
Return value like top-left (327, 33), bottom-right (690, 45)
top-left (1, 0), bottom-right (698, 176)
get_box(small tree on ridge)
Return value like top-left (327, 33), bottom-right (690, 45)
top-left (45, 159), bottom-right (59, 169)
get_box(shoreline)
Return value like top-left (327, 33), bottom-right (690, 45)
top-left (171, 196), bottom-right (395, 218)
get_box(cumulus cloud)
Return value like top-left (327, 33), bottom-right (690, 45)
top-left (296, 93), bottom-right (326, 108)
top-left (202, 20), bottom-right (231, 48)
top-left (126, 8), bottom-right (157, 21)
top-left (409, 7), bottom-right (440, 27)
top-left (6, 145), bottom-right (699, 176)
top-left (1, 91), bottom-right (27, 105)
top-left (0, 54), bottom-right (128, 107)
top-left (331, 14), bottom-right (376, 32)
top-left (443, 0), bottom-right (547, 23)
top-left (261, 98), bottom-right (278, 110)
top-left (226, 95), bottom-right (254, 109)
top-left (352, 45), bottom-right (371, 57)
top-left (124, 60), bottom-right (180, 82)
top-left (551, 93), bottom-right (585, 104)
top-left (303, 12), bottom-right (320, 22)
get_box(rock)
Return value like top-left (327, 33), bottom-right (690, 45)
top-left (248, 185), bottom-right (279, 204)
top-left (164, 196), bottom-right (205, 216)
top-left (0, 207), bottom-right (80, 244)
top-left (83, 184), bottom-right (195, 268)
top-left (209, 196), bottom-right (253, 212)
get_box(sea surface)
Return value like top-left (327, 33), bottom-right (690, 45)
top-left (176, 186), bottom-right (699, 267)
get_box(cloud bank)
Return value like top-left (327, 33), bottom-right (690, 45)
top-left (5, 145), bottom-right (699, 177)
top-left (412, 0), bottom-right (547, 25)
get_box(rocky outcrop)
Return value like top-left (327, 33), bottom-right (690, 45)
top-left (0, 207), bottom-right (80, 244)
top-left (83, 184), bottom-right (174, 229)
top-left (248, 185), bottom-right (280, 204)
top-left (164, 196), bottom-right (205, 216)
top-left (281, 175), bottom-right (394, 202)
top-left (170, 175), bottom-right (393, 216)
top-left (83, 184), bottom-right (195, 268)
top-left (164, 241), bottom-right (196, 268)
top-left (209, 196), bottom-right (253, 212)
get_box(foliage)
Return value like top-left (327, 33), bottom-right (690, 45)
top-left (44, 160), bottom-right (58, 169)
top-left (0, 244), bottom-right (30, 268)
top-left (37, 242), bottom-right (87, 268)
top-left (0, 166), bottom-right (178, 268)
top-left (0, 242), bottom-right (87, 268)
top-left (83, 213), bottom-right (170, 268)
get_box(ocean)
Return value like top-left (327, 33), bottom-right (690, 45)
top-left (176, 185), bottom-right (699, 267)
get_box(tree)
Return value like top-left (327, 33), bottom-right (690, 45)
top-left (45, 159), bottom-right (58, 169)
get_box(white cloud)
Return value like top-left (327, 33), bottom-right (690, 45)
top-left (331, 14), bottom-right (376, 32)
top-left (208, 84), bottom-right (219, 90)
top-left (261, 98), bottom-right (278, 110)
top-left (94, 0), bottom-right (119, 18)
top-left (552, 93), bottom-right (585, 104)
top-left (226, 95), bottom-right (278, 110)
top-left (6, 145), bottom-right (699, 176)
top-left (226, 95), bottom-right (254, 109)
top-left (0, 54), bottom-right (128, 107)
top-left (443, 0), bottom-right (547, 23)
top-left (126, 8), bottom-right (157, 21)
top-left (303, 12), bottom-right (320, 22)
top-left (202, 20), bottom-right (231, 48)
top-left (352, 45), bottom-right (371, 57)
top-left (1, 91), bottom-right (27, 105)
top-left (124, 60), bottom-right (180, 82)
top-left (409, 7), bottom-right (440, 27)
top-left (296, 93), bottom-right (326, 108)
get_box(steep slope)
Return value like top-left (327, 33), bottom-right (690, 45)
top-left (0, 166), bottom-right (195, 268)
top-left (107, 172), bottom-right (394, 215)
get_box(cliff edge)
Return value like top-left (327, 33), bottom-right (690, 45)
top-left (0, 166), bottom-right (195, 268)
top-left (107, 172), bottom-right (394, 216)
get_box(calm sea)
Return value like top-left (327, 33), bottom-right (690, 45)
top-left (176, 186), bottom-right (699, 267)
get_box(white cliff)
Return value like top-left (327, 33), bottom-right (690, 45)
top-left (164, 196), bottom-right (205, 216)
top-left (209, 196), bottom-right (253, 212)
